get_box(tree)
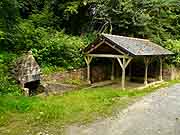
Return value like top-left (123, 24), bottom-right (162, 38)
top-left (0, 0), bottom-right (19, 30)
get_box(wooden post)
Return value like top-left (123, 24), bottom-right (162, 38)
top-left (111, 58), bottom-right (115, 81)
top-left (171, 64), bottom-right (175, 80)
top-left (122, 58), bottom-right (126, 89)
top-left (117, 57), bottom-right (133, 89)
top-left (128, 62), bottom-right (132, 81)
top-left (122, 68), bottom-right (125, 89)
top-left (84, 56), bottom-right (93, 84)
top-left (144, 57), bottom-right (150, 85)
top-left (159, 57), bottom-right (163, 81)
top-left (144, 64), bottom-right (148, 85)
top-left (87, 63), bottom-right (91, 84)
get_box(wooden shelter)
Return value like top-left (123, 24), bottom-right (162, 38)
top-left (84, 34), bottom-right (173, 89)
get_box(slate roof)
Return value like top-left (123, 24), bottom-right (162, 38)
top-left (13, 51), bottom-right (41, 85)
top-left (102, 34), bottom-right (173, 56)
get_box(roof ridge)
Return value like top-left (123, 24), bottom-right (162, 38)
top-left (103, 33), bottom-right (149, 42)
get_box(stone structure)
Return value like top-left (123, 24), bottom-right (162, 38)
top-left (39, 65), bottom-right (180, 94)
top-left (13, 51), bottom-right (41, 95)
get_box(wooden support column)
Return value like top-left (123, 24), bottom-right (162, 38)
top-left (84, 56), bottom-right (93, 84)
top-left (128, 63), bottom-right (132, 81)
top-left (122, 68), bottom-right (125, 89)
top-left (159, 57), bottom-right (163, 81)
top-left (144, 57), bottom-right (151, 85)
top-left (159, 57), bottom-right (164, 81)
top-left (111, 58), bottom-right (115, 80)
top-left (171, 64), bottom-right (175, 80)
top-left (117, 57), bottom-right (133, 89)
top-left (122, 58), bottom-right (126, 89)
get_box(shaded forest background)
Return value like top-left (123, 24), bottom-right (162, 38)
top-left (0, 0), bottom-right (180, 95)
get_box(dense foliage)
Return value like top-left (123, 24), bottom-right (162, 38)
top-left (0, 0), bottom-right (180, 65)
top-left (0, 52), bottom-right (21, 95)
top-left (0, 0), bottom-right (180, 94)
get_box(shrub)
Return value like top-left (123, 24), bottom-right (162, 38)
top-left (0, 52), bottom-right (21, 95)
top-left (5, 19), bottom-right (95, 69)
top-left (32, 32), bottom-right (86, 69)
top-left (164, 40), bottom-right (180, 67)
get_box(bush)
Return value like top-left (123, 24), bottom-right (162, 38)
top-left (164, 40), bottom-right (180, 67)
top-left (32, 32), bottom-right (86, 69)
top-left (5, 20), bottom-right (50, 51)
top-left (4, 19), bottom-right (96, 69)
top-left (0, 52), bottom-right (21, 95)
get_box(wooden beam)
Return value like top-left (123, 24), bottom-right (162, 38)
top-left (111, 58), bottom-right (115, 80)
top-left (86, 54), bottom-right (129, 58)
top-left (117, 57), bottom-right (133, 69)
top-left (84, 56), bottom-right (93, 84)
top-left (117, 58), bottom-right (123, 69)
top-left (117, 57), bottom-right (133, 89)
top-left (128, 62), bottom-right (132, 80)
top-left (84, 57), bottom-right (88, 64)
top-left (87, 64), bottom-right (91, 84)
top-left (87, 40), bottom-right (104, 54)
top-left (159, 56), bottom-right (164, 81)
top-left (84, 56), bottom-right (93, 64)
top-left (144, 57), bottom-right (151, 85)
top-left (144, 56), bottom-right (160, 85)
top-left (171, 64), bottom-right (175, 80)
top-left (125, 57), bottom-right (133, 68)
top-left (144, 64), bottom-right (148, 85)
top-left (122, 67), bottom-right (126, 89)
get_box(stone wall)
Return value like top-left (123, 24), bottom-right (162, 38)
top-left (43, 68), bottom-right (87, 83)
top-left (42, 65), bottom-right (180, 85)
top-left (42, 65), bottom-right (111, 84)
top-left (163, 66), bottom-right (180, 80)
top-left (91, 65), bottom-right (111, 83)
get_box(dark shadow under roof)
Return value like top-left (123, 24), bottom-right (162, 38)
top-left (96, 34), bottom-right (173, 56)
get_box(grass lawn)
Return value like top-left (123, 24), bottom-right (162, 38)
top-left (0, 80), bottom-right (180, 135)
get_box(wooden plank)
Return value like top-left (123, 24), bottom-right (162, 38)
top-left (137, 81), bottom-right (164, 90)
top-left (87, 54), bottom-right (129, 58)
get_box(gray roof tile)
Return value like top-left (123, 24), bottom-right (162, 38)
top-left (102, 34), bottom-right (173, 56)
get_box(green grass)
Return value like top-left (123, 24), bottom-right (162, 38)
top-left (0, 81), bottom-right (179, 135)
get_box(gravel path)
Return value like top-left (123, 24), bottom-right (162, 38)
top-left (65, 84), bottom-right (180, 135)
